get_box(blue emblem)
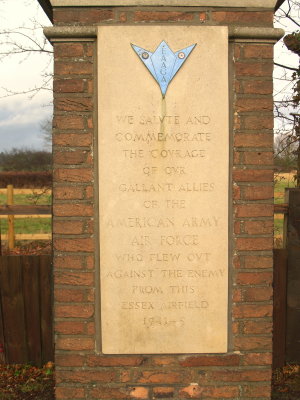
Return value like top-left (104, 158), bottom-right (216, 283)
top-left (131, 41), bottom-right (196, 97)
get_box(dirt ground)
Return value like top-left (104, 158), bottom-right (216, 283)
top-left (272, 365), bottom-right (300, 399)
top-left (0, 363), bottom-right (299, 399)
top-left (0, 363), bottom-right (54, 400)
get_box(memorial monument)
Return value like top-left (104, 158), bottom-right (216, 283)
top-left (39, 0), bottom-right (284, 398)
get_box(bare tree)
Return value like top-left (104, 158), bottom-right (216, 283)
top-left (40, 118), bottom-right (52, 151)
top-left (0, 0), bottom-right (53, 99)
top-left (274, 0), bottom-right (300, 184)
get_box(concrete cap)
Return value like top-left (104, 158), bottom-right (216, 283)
top-left (49, 0), bottom-right (279, 7)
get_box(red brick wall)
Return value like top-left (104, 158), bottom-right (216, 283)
top-left (52, 6), bottom-right (275, 399)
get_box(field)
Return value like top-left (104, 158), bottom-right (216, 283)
top-left (0, 188), bottom-right (51, 205)
top-left (274, 171), bottom-right (297, 203)
top-left (0, 188), bottom-right (51, 250)
top-left (274, 171), bottom-right (297, 247)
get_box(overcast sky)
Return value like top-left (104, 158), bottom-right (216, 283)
top-left (0, 0), bottom-right (52, 152)
top-left (0, 0), bottom-right (299, 152)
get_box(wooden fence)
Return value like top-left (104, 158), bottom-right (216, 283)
top-left (0, 255), bottom-right (53, 366)
top-left (0, 185), bottom-right (52, 249)
top-left (273, 188), bottom-right (300, 368)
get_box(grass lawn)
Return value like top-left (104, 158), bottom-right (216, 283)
top-left (274, 172), bottom-right (297, 195)
top-left (0, 218), bottom-right (51, 235)
top-left (274, 171), bottom-right (297, 204)
top-left (274, 171), bottom-right (296, 247)
top-left (0, 192), bottom-right (51, 206)
top-left (0, 189), bottom-right (51, 248)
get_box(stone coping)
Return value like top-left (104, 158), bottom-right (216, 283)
top-left (44, 25), bottom-right (284, 42)
top-left (49, 0), bottom-right (279, 8)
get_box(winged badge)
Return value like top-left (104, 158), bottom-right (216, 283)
top-left (131, 40), bottom-right (196, 97)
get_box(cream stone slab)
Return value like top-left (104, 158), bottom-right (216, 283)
top-left (51, 0), bottom-right (278, 8)
top-left (98, 25), bottom-right (229, 354)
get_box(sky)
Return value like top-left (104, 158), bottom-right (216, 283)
top-left (0, 0), bottom-right (299, 152)
top-left (0, 0), bottom-right (52, 152)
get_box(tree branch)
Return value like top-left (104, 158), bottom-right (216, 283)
top-left (274, 62), bottom-right (299, 72)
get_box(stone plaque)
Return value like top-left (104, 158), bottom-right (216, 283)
top-left (98, 25), bottom-right (229, 354)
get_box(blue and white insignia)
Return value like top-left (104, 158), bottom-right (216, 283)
top-left (131, 40), bottom-right (196, 97)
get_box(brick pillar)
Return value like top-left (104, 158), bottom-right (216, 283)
top-left (42, 2), bottom-right (283, 399)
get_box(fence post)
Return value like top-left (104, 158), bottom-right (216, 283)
top-left (7, 185), bottom-right (15, 250)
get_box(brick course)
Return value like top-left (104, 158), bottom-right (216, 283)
top-left (212, 10), bottom-right (273, 25)
top-left (133, 11), bottom-right (195, 22)
top-left (50, 6), bottom-right (276, 400)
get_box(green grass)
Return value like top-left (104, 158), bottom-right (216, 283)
top-left (0, 190), bottom-right (52, 238)
top-left (274, 172), bottom-right (297, 247)
top-left (0, 218), bottom-right (51, 234)
top-left (274, 217), bottom-right (284, 235)
top-left (274, 174), bottom-right (296, 204)
top-left (0, 192), bottom-right (51, 206)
